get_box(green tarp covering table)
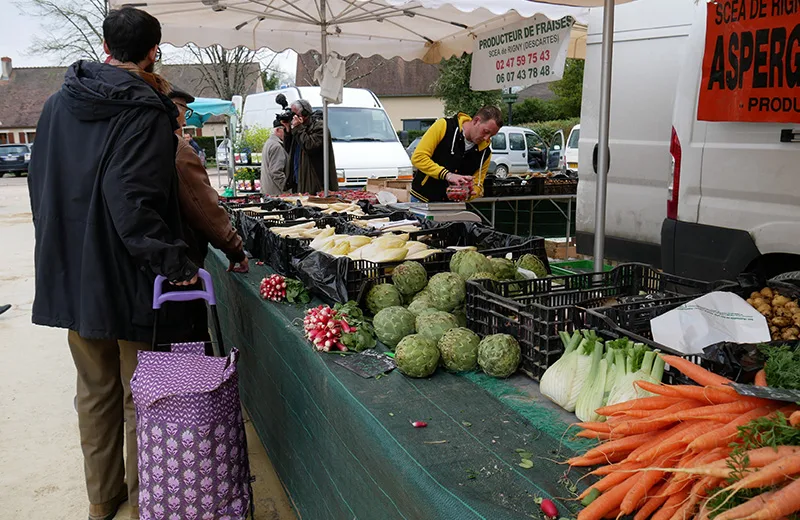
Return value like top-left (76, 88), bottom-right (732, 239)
top-left (206, 248), bottom-right (591, 520)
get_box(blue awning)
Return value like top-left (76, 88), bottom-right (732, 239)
top-left (186, 98), bottom-right (236, 127)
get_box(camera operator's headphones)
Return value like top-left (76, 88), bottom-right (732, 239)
top-left (295, 99), bottom-right (313, 118)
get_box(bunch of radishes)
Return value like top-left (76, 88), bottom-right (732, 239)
top-left (260, 274), bottom-right (287, 302)
top-left (303, 305), bottom-right (351, 352)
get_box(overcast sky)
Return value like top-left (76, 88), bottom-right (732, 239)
top-left (0, 4), bottom-right (297, 78)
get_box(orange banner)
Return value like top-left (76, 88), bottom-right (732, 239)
top-left (698, 0), bottom-right (800, 123)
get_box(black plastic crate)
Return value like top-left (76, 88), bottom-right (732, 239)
top-left (465, 264), bottom-right (710, 381)
top-left (579, 277), bottom-right (800, 385)
top-left (543, 179), bottom-right (578, 195)
top-left (259, 217), bottom-right (340, 276)
top-left (294, 224), bottom-right (549, 304)
top-left (484, 176), bottom-right (543, 197)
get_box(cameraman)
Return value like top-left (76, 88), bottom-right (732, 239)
top-left (285, 99), bottom-right (338, 194)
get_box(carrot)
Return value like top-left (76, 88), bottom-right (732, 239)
top-left (578, 470), bottom-right (637, 500)
top-left (577, 473), bottom-right (640, 520)
top-left (668, 476), bottom-right (720, 520)
top-left (611, 401), bottom-right (703, 436)
top-left (738, 476), bottom-right (800, 520)
top-left (576, 430), bottom-right (610, 440)
top-left (660, 355), bottom-right (733, 386)
top-left (790, 410), bottom-right (800, 427)
top-left (650, 488), bottom-right (690, 520)
top-left (584, 431), bottom-right (660, 460)
top-left (596, 396), bottom-right (685, 416)
top-left (655, 400), bottom-right (763, 423)
top-left (632, 479), bottom-right (672, 520)
top-left (722, 451), bottom-right (800, 491)
top-left (713, 490), bottom-right (776, 520)
top-left (634, 421), bottom-right (719, 462)
top-left (567, 455), bottom-right (611, 467)
top-left (665, 447), bottom-right (800, 481)
top-left (634, 382), bottom-right (740, 405)
top-left (576, 421), bottom-right (613, 433)
top-left (687, 407), bottom-right (775, 452)
top-left (588, 460), bottom-right (646, 477)
top-left (627, 422), bottom-right (696, 461)
top-left (621, 453), bottom-right (676, 514)
top-left (602, 508), bottom-right (621, 520)
top-left (754, 369), bottom-right (768, 386)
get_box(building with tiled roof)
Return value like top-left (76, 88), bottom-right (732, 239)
top-left (0, 57), bottom-right (262, 144)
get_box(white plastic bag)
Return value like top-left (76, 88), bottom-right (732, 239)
top-left (650, 291), bottom-right (770, 355)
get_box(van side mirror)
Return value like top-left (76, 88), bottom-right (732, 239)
top-left (399, 131), bottom-right (410, 147)
top-left (592, 144), bottom-right (611, 174)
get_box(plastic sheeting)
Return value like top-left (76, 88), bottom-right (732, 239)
top-left (205, 247), bottom-right (591, 520)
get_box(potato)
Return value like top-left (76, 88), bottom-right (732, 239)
top-left (761, 287), bottom-right (774, 298)
top-left (793, 314), bottom-right (800, 327)
top-left (752, 291), bottom-right (764, 300)
top-left (770, 325), bottom-right (780, 334)
top-left (773, 295), bottom-right (791, 307)
top-left (757, 304), bottom-right (773, 317)
top-left (775, 306), bottom-right (792, 317)
top-left (771, 316), bottom-right (791, 327)
top-left (786, 300), bottom-right (799, 310)
top-left (752, 298), bottom-right (767, 308)
top-left (782, 330), bottom-right (799, 341)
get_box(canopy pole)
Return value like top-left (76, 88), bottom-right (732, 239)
top-left (321, 0), bottom-right (330, 197)
top-left (593, 0), bottom-right (615, 272)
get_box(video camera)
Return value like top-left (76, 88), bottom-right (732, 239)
top-left (274, 93), bottom-right (293, 126)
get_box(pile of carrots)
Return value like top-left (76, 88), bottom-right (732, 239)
top-left (569, 354), bottom-right (800, 520)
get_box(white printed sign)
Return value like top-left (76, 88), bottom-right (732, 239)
top-left (470, 14), bottom-right (574, 91)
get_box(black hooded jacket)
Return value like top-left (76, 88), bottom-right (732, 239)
top-left (28, 61), bottom-right (197, 343)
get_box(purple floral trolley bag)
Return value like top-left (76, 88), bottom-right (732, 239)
top-left (131, 269), bottom-right (252, 520)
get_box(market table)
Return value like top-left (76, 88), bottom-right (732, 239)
top-left (468, 195), bottom-right (577, 240)
top-left (205, 248), bottom-right (593, 520)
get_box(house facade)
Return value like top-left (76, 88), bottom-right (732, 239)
top-left (295, 53), bottom-right (443, 132)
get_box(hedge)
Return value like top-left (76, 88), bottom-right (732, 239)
top-left (521, 118), bottom-right (580, 146)
top-left (194, 136), bottom-right (218, 161)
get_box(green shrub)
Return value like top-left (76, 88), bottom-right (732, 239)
top-left (521, 118), bottom-right (580, 145)
top-left (235, 124), bottom-right (271, 153)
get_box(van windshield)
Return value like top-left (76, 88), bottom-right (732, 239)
top-left (321, 107), bottom-right (398, 143)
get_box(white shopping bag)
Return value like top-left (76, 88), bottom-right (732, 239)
top-left (650, 291), bottom-right (770, 355)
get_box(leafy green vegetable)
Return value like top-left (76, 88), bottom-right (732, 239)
top-left (760, 344), bottom-right (800, 390)
top-left (285, 278), bottom-right (310, 304)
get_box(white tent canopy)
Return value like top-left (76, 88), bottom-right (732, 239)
top-left (117, 0), bottom-right (591, 64)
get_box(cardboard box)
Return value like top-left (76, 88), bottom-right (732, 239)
top-left (545, 239), bottom-right (577, 260)
top-left (366, 179), bottom-right (411, 202)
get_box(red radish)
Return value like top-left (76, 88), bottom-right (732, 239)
top-left (411, 421), bottom-right (427, 428)
top-left (303, 305), bottom-right (346, 352)
top-left (260, 274), bottom-right (287, 302)
top-left (540, 499), bottom-right (558, 518)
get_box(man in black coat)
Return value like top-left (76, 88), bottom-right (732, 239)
top-left (27, 7), bottom-right (195, 520)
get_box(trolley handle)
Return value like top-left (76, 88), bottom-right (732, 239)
top-left (153, 268), bottom-right (216, 309)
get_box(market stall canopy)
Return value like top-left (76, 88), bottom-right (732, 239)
top-left (110, 0), bottom-right (592, 64)
top-left (185, 97), bottom-right (236, 127)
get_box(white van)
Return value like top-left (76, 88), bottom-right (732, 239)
top-left (489, 125), bottom-right (563, 177)
top-left (563, 124), bottom-right (579, 173)
top-left (576, 0), bottom-right (800, 280)
top-left (242, 87), bottom-right (413, 188)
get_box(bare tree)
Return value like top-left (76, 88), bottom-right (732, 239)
top-left (186, 44), bottom-right (282, 100)
top-left (298, 51), bottom-right (386, 87)
top-left (16, 0), bottom-right (108, 65)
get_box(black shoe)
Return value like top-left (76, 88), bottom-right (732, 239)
top-left (0, 304), bottom-right (10, 316)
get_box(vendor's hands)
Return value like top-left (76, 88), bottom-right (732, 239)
top-left (172, 274), bottom-right (199, 286)
top-left (228, 257), bottom-right (249, 273)
top-left (446, 173), bottom-right (473, 186)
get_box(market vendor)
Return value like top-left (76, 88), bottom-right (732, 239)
top-left (410, 106), bottom-right (503, 203)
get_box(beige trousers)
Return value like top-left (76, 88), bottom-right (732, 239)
top-left (68, 330), bottom-right (151, 513)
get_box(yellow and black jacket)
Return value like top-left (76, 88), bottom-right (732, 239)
top-left (410, 113), bottom-right (492, 203)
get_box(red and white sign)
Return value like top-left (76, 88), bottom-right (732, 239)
top-left (698, 0), bottom-right (800, 123)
